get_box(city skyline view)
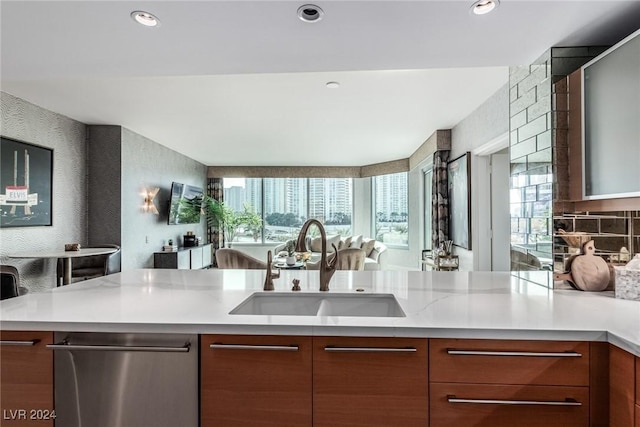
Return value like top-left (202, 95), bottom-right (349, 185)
top-left (223, 174), bottom-right (408, 245)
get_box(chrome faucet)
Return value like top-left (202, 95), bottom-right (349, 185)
top-left (263, 250), bottom-right (280, 291)
top-left (295, 219), bottom-right (337, 291)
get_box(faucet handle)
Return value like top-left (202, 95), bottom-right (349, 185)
top-left (327, 243), bottom-right (339, 269)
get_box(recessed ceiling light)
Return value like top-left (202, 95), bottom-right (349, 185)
top-left (470, 0), bottom-right (500, 15)
top-left (326, 81), bottom-right (340, 89)
top-left (131, 10), bottom-right (160, 27)
top-left (297, 4), bottom-right (324, 23)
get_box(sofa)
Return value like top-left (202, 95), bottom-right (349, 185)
top-left (274, 235), bottom-right (388, 271)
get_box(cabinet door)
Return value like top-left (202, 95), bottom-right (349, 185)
top-left (610, 344), bottom-right (635, 427)
top-left (189, 247), bottom-right (203, 269)
top-left (313, 336), bottom-right (428, 427)
top-left (430, 383), bottom-right (589, 427)
top-left (0, 331), bottom-right (54, 426)
top-left (201, 244), bottom-right (212, 268)
top-left (201, 334), bottom-right (312, 427)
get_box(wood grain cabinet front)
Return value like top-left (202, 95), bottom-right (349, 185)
top-left (200, 334), bottom-right (312, 427)
top-left (430, 339), bottom-right (590, 386)
top-left (313, 336), bottom-right (428, 427)
top-left (610, 344), bottom-right (636, 427)
top-left (430, 339), bottom-right (592, 427)
top-left (637, 356), bottom-right (640, 427)
top-left (430, 383), bottom-right (589, 427)
top-left (0, 331), bottom-right (54, 426)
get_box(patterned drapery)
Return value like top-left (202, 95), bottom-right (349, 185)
top-left (207, 178), bottom-right (224, 256)
top-left (432, 150), bottom-right (450, 251)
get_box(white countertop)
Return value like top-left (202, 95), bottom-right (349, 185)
top-left (1, 269), bottom-right (639, 356)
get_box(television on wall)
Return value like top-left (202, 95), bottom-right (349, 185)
top-left (582, 28), bottom-right (640, 199)
top-left (167, 182), bottom-right (204, 225)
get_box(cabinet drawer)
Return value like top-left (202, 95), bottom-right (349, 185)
top-left (313, 336), bottom-right (428, 427)
top-left (430, 339), bottom-right (589, 386)
top-left (0, 331), bottom-right (54, 426)
top-left (201, 334), bottom-right (312, 427)
top-left (430, 382), bottom-right (589, 427)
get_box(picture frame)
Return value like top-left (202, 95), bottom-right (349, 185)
top-left (448, 152), bottom-right (471, 250)
top-left (0, 136), bottom-right (53, 227)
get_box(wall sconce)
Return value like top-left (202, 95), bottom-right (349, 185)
top-left (143, 187), bottom-right (159, 214)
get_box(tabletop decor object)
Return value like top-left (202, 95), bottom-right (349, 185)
top-left (64, 243), bottom-right (81, 251)
top-left (614, 254), bottom-right (640, 301)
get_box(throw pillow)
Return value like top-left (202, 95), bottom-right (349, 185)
top-left (310, 236), bottom-right (323, 253)
top-left (342, 236), bottom-right (353, 249)
top-left (350, 235), bottom-right (363, 248)
top-left (361, 239), bottom-right (376, 257)
top-left (326, 235), bottom-right (341, 253)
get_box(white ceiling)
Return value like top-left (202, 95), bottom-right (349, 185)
top-left (2, 1), bottom-right (640, 167)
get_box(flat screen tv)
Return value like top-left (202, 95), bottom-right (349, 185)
top-left (582, 28), bottom-right (640, 199)
top-left (167, 182), bottom-right (204, 225)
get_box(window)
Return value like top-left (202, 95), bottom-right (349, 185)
top-left (372, 172), bottom-right (408, 247)
top-left (222, 177), bottom-right (353, 244)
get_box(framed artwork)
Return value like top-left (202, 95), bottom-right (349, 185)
top-left (0, 137), bottom-right (53, 227)
top-left (448, 152), bottom-right (471, 250)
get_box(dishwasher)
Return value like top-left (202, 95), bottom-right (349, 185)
top-left (49, 332), bottom-right (198, 427)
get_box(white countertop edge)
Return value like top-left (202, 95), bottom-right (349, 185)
top-left (607, 332), bottom-right (640, 357)
top-left (2, 320), bottom-right (629, 354)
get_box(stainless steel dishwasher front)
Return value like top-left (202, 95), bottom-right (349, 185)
top-left (50, 332), bottom-right (198, 427)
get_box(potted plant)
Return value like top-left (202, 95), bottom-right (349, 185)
top-left (285, 240), bottom-right (296, 266)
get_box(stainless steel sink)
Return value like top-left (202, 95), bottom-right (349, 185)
top-left (229, 292), bottom-right (405, 317)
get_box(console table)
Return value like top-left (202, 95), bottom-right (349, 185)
top-left (154, 244), bottom-right (213, 270)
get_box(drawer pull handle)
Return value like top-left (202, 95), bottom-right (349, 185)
top-left (0, 340), bottom-right (39, 346)
top-left (47, 341), bottom-right (191, 353)
top-left (325, 347), bottom-right (417, 353)
top-left (448, 397), bottom-right (582, 406)
top-left (210, 344), bottom-right (299, 351)
top-left (447, 350), bottom-right (582, 357)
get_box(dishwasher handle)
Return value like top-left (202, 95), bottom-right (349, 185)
top-left (47, 340), bottom-right (191, 353)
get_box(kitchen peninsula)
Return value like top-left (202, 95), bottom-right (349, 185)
top-left (1, 270), bottom-right (639, 427)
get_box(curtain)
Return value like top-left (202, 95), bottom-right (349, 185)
top-left (432, 150), bottom-right (450, 251)
top-left (207, 178), bottom-right (224, 256)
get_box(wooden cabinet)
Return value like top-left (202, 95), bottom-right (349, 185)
top-left (154, 243), bottom-right (212, 269)
top-left (313, 336), bottom-right (428, 427)
top-left (637, 356), bottom-right (640, 427)
top-left (430, 339), bottom-right (592, 427)
top-left (0, 331), bottom-right (54, 426)
top-left (610, 344), bottom-right (636, 427)
top-left (200, 334), bottom-right (312, 427)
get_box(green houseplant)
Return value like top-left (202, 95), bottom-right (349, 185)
top-left (202, 196), bottom-right (262, 246)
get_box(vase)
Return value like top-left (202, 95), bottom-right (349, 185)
top-left (286, 255), bottom-right (296, 266)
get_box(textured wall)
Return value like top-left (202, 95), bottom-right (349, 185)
top-left (451, 84), bottom-right (509, 160)
top-left (0, 92), bottom-right (87, 292)
top-left (450, 84), bottom-right (509, 271)
top-left (87, 125), bottom-right (122, 247)
top-left (120, 127), bottom-right (207, 270)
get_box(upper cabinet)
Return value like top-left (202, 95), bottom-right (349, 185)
top-left (582, 29), bottom-right (640, 200)
top-left (566, 29), bottom-right (640, 209)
